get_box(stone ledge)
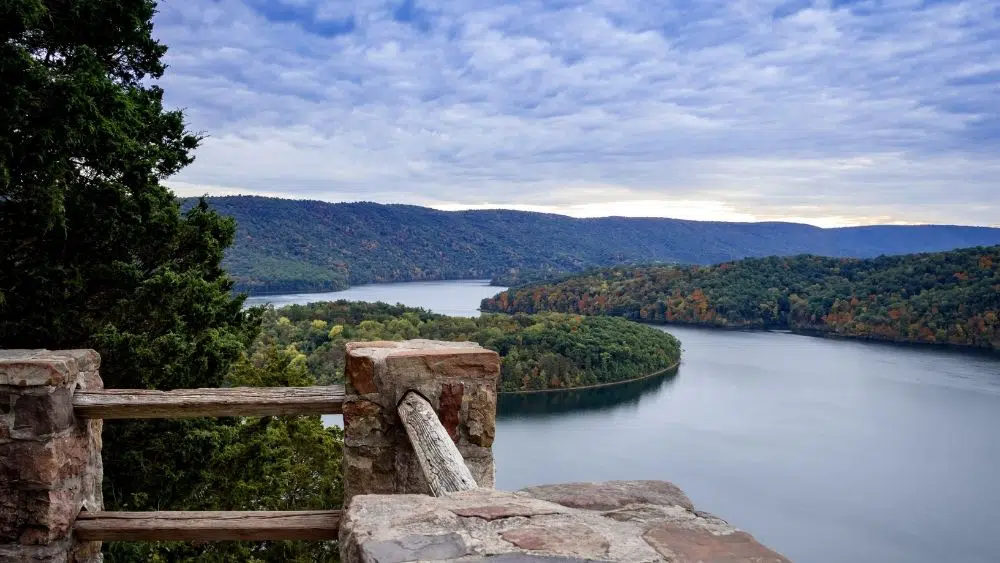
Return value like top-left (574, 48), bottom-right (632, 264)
top-left (340, 481), bottom-right (790, 563)
top-left (520, 481), bottom-right (694, 512)
top-left (345, 340), bottom-right (500, 403)
top-left (0, 350), bottom-right (100, 387)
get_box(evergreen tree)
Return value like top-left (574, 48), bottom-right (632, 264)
top-left (0, 1), bottom-right (264, 559)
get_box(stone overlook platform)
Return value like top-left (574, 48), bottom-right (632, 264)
top-left (341, 481), bottom-right (789, 563)
top-left (2, 341), bottom-right (789, 562)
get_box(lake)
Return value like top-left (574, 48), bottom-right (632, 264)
top-left (283, 280), bottom-right (1000, 563)
top-left (244, 279), bottom-right (501, 317)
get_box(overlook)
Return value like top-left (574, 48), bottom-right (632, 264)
top-left (1, 344), bottom-right (789, 562)
top-left (3, 1), bottom-right (998, 562)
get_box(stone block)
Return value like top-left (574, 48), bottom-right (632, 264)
top-left (466, 386), bottom-right (496, 447)
top-left (0, 483), bottom-right (28, 542)
top-left (347, 340), bottom-right (498, 405)
top-left (464, 457), bottom-right (495, 490)
top-left (342, 340), bottom-right (499, 503)
top-left (0, 349), bottom-right (103, 562)
top-left (438, 383), bottom-right (463, 441)
top-left (0, 349), bottom-right (100, 387)
top-left (20, 489), bottom-right (78, 545)
top-left (385, 348), bottom-right (500, 383)
top-left (45, 350), bottom-right (101, 373)
top-left (362, 532), bottom-right (471, 562)
top-left (502, 522), bottom-right (611, 559)
top-left (13, 388), bottom-right (75, 437)
top-left (0, 540), bottom-right (77, 562)
top-left (345, 353), bottom-right (377, 395)
top-left (344, 448), bottom-right (396, 501)
top-left (343, 399), bottom-right (387, 447)
top-left (643, 523), bottom-right (791, 563)
top-left (0, 359), bottom-right (72, 387)
top-left (0, 434), bottom-right (89, 488)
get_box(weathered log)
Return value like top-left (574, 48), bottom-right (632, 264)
top-left (396, 391), bottom-right (479, 495)
top-left (73, 510), bottom-right (341, 542)
top-left (72, 385), bottom-right (344, 419)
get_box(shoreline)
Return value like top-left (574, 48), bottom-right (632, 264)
top-left (499, 360), bottom-right (680, 395)
top-left (240, 278), bottom-right (499, 298)
top-left (643, 320), bottom-right (999, 355)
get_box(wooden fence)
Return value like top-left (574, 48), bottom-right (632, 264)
top-left (67, 384), bottom-right (477, 542)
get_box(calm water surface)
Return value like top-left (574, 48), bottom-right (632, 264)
top-left (306, 281), bottom-right (1000, 563)
top-left (244, 279), bottom-right (500, 317)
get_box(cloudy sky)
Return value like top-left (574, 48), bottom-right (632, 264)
top-left (155, 0), bottom-right (999, 227)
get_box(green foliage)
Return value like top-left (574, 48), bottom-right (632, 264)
top-left (0, 0), bottom-right (252, 522)
top-left (488, 268), bottom-right (573, 288)
top-left (482, 246), bottom-right (1000, 350)
top-left (184, 196), bottom-right (1000, 294)
top-left (1, 3), bottom-right (341, 560)
top-left (107, 346), bottom-right (343, 562)
top-left (253, 301), bottom-right (681, 392)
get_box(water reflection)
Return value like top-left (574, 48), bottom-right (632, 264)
top-left (497, 367), bottom-right (679, 419)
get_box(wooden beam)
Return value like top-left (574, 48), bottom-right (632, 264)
top-left (73, 510), bottom-right (341, 542)
top-left (397, 391), bottom-right (479, 496)
top-left (73, 385), bottom-right (345, 419)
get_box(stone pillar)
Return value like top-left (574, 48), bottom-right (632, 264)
top-left (1, 350), bottom-right (104, 562)
top-left (342, 340), bottom-right (499, 504)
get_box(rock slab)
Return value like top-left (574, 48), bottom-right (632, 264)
top-left (340, 480), bottom-right (791, 563)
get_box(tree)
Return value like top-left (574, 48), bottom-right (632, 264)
top-left (1, 1), bottom-right (261, 559)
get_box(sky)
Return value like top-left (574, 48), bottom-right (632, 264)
top-left (154, 0), bottom-right (1000, 227)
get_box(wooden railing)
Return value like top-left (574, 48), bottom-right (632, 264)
top-left (70, 384), bottom-right (477, 542)
top-left (71, 386), bottom-right (346, 542)
top-left (73, 385), bottom-right (345, 419)
top-left (1, 342), bottom-right (497, 560)
top-left (73, 511), bottom-right (342, 542)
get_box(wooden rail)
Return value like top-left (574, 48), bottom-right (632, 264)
top-left (67, 383), bottom-right (474, 546)
top-left (73, 511), bottom-right (341, 542)
top-left (73, 385), bottom-right (344, 419)
top-left (397, 391), bottom-right (478, 496)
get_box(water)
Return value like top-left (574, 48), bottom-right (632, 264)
top-left (496, 326), bottom-right (1000, 563)
top-left (244, 279), bottom-right (500, 317)
top-left (302, 280), bottom-right (1000, 563)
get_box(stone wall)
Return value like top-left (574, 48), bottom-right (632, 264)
top-left (342, 340), bottom-right (500, 503)
top-left (340, 480), bottom-right (791, 562)
top-left (1, 350), bottom-right (104, 562)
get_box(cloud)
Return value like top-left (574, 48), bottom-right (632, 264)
top-left (155, 0), bottom-right (1000, 226)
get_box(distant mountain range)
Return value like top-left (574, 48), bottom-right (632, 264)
top-left (187, 196), bottom-right (1000, 294)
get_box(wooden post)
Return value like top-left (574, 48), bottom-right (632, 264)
top-left (397, 392), bottom-right (478, 495)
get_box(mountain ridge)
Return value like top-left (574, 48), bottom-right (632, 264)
top-left (183, 195), bottom-right (1000, 294)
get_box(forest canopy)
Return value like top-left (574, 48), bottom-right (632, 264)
top-left (185, 196), bottom-right (1000, 294)
top-left (253, 302), bottom-right (681, 392)
top-left (481, 246), bottom-right (1000, 350)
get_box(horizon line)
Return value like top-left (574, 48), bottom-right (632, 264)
top-left (177, 192), bottom-right (999, 230)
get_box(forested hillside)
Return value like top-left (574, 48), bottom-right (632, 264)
top-left (482, 246), bottom-right (1000, 350)
top-left (253, 301), bottom-right (681, 392)
top-left (188, 196), bottom-right (1000, 294)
